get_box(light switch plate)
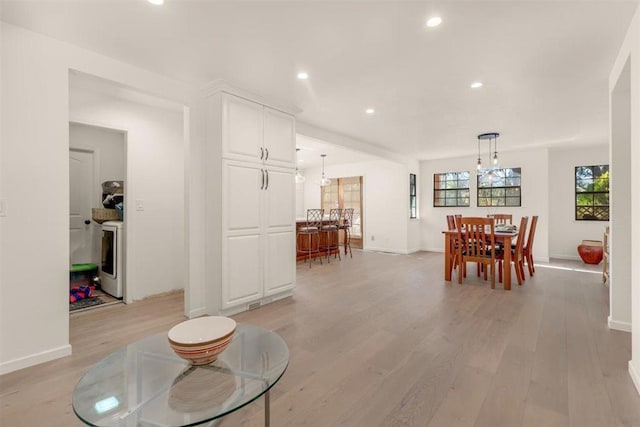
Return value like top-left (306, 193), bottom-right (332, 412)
top-left (135, 199), bottom-right (144, 211)
top-left (0, 199), bottom-right (7, 217)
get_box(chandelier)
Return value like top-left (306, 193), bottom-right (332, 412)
top-left (476, 132), bottom-right (500, 171)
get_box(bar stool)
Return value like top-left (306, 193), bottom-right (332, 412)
top-left (321, 208), bottom-right (342, 262)
top-left (339, 208), bottom-right (354, 258)
top-left (297, 208), bottom-right (324, 267)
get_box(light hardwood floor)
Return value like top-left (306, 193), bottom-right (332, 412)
top-left (1, 251), bottom-right (638, 426)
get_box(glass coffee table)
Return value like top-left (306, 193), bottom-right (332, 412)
top-left (72, 324), bottom-right (289, 427)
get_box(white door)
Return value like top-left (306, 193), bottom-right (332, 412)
top-left (69, 149), bottom-right (95, 264)
top-left (263, 107), bottom-right (296, 168)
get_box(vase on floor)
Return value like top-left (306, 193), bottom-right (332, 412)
top-left (577, 240), bottom-right (603, 264)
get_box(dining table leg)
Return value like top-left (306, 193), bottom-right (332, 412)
top-left (444, 233), bottom-right (452, 281)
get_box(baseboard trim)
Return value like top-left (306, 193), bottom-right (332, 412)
top-left (0, 344), bottom-right (72, 375)
top-left (608, 316), bottom-right (632, 332)
top-left (188, 306), bottom-right (207, 319)
top-left (629, 361), bottom-right (640, 396)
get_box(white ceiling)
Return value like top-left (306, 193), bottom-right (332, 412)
top-left (2, 1), bottom-right (636, 160)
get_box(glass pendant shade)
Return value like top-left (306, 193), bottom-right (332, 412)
top-left (320, 154), bottom-right (331, 186)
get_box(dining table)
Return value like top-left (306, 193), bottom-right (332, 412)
top-left (442, 228), bottom-right (519, 290)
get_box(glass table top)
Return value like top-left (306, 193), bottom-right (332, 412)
top-left (72, 323), bottom-right (289, 427)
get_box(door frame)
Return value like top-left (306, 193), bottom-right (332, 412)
top-left (69, 121), bottom-right (128, 302)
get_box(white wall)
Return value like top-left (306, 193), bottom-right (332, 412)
top-left (548, 145), bottom-right (610, 259)
top-left (302, 159), bottom-right (413, 253)
top-left (69, 122), bottom-right (125, 265)
top-left (609, 5), bottom-right (639, 393)
top-left (0, 22), bottom-right (201, 374)
top-left (420, 148), bottom-right (550, 263)
top-left (69, 84), bottom-right (185, 302)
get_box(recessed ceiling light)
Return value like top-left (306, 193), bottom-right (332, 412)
top-left (297, 72), bottom-right (309, 80)
top-left (148, 0), bottom-right (164, 5)
top-left (426, 17), bottom-right (442, 28)
top-left (471, 81), bottom-right (483, 89)
top-left (365, 108), bottom-right (375, 115)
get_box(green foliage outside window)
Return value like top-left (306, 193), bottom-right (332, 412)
top-left (575, 165), bottom-right (609, 221)
top-left (477, 168), bottom-right (521, 207)
top-left (434, 171), bottom-right (470, 207)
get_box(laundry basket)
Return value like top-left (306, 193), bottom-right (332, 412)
top-left (92, 208), bottom-right (119, 224)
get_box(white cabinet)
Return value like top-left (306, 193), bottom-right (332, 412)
top-left (222, 93), bottom-right (296, 168)
top-left (206, 87), bottom-right (297, 314)
top-left (221, 161), bottom-right (295, 310)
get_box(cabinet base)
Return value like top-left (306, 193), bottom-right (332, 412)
top-left (221, 290), bottom-right (294, 316)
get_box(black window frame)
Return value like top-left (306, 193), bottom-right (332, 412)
top-left (575, 165), bottom-right (609, 221)
top-left (433, 171), bottom-right (470, 207)
top-left (477, 167), bottom-right (522, 207)
top-left (409, 173), bottom-right (417, 219)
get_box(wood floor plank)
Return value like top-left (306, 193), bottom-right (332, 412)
top-left (1, 252), bottom-right (639, 427)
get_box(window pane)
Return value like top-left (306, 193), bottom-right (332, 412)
top-left (505, 197), bottom-right (521, 207)
top-left (505, 188), bottom-right (520, 197)
top-left (433, 171), bottom-right (470, 207)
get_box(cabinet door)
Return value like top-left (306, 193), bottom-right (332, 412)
top-left (223, 94), bottom-right (263, 163)
top-left (223, 161), bottom-right (263, 233)
top-left (222, 234), bottom-right (262, 308)
top-left (264, 230), bottom-right (295, 296)
top-left (263, 107), bottom-right (295, 168)
top-left (264, 167), bottom-right (295, 231)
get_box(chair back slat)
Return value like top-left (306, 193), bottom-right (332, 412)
top-left (487, 213), bottom-right (512, 225)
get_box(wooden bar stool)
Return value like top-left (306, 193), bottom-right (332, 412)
top-left (297, 208), bottom-right (324, 267)
top-left (339, 208), bottom-right (354, 258)
top-left (321, 208), bottom-right (342, 262)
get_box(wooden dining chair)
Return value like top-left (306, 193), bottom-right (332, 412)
top-left (522, 215), bottom-right (539, 276)
top-left (487, 213), bottom-right (512, 225)
top-left (497, 216), bottom-right (528, 286)
top-left (456, 217), bottom-right (496, 288)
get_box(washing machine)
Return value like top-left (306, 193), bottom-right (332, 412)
top-left (100, 221), bottom-right (124, 298)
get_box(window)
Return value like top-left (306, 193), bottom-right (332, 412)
top-left (409, 173), bottom-right (417, 218)
top-left (575, 165), bottom-right (609, 221)
top-left (477, 167), bottom-right (521, 207)
top-left (434, 171), bottom-right (470, 207)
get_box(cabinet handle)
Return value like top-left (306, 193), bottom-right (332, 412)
top-left (265, 169), bottom-right (269, 190)
top-left (265, 148), bottom-right (269, 161)
top-left (261, 169), bottom-right (265, 190)
top-left (260, 147), bottom-right (264, 160)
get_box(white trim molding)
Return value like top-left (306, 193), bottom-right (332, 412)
top-left (0, 344), bottom-right (72, 375)
top-left (201, 79), bottom-right (301, 115)
top-left (629, 361), bottom-right (640, 395)
top-left (608, 315), bottom-right (632, 332)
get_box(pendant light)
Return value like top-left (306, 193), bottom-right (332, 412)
top-left (320, 154), bottom-right (331, 186)
top-left (294, 148), bottom-right (306, 183)
top-left (476, 132), bottom-right (500, 171)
